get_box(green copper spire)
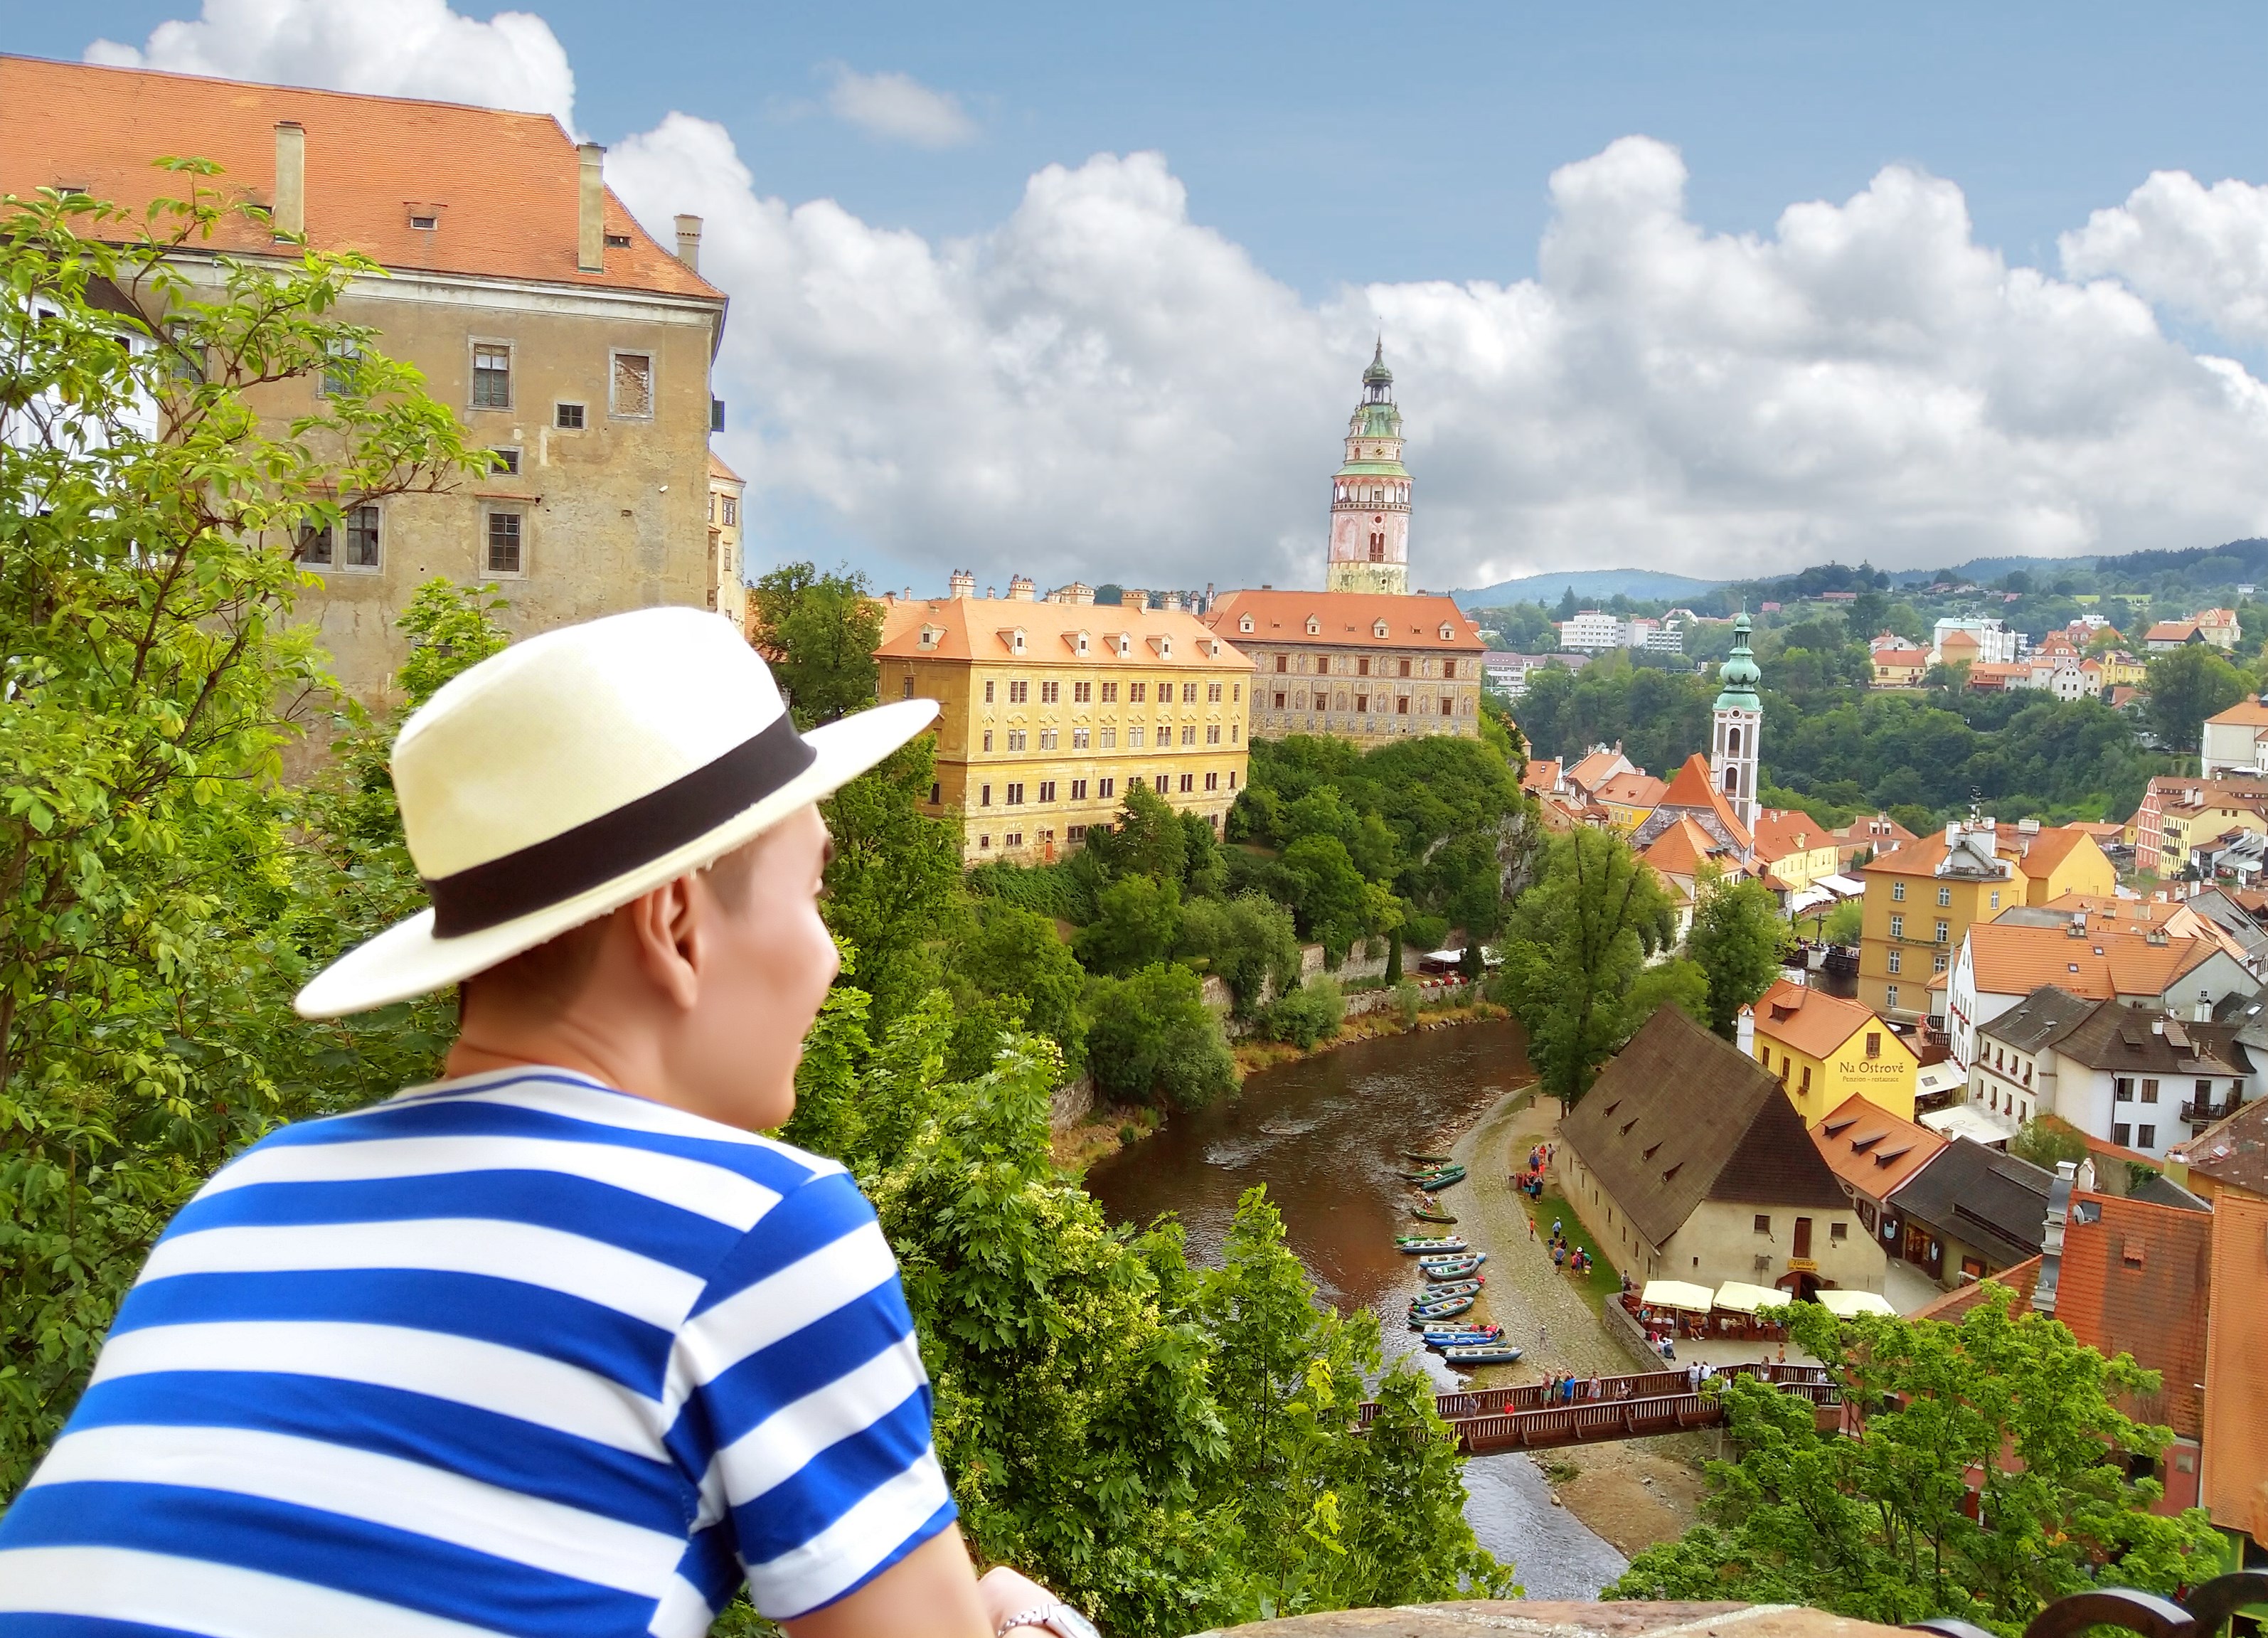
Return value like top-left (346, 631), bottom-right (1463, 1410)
top-left (1714, 612), bottom-right (1762, 710)
top-left (1363, 337), bottom-right (1393, 388)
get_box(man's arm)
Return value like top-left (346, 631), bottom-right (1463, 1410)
top-left (783, 1526), bottom-right (1056, 1638)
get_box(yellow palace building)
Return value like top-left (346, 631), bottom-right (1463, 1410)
top-left (1749, 977), bottom-right (1920, 1124)
top-left (876, 579), bottom-right (1252, 862)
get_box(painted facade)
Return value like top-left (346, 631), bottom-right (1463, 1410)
top-left (1750, 978), bottom-right (1920, 1124)
top-left (1326, 344), bottom-right (1411, 596)
top-left (1203, 590), bottom-right (1484, 750)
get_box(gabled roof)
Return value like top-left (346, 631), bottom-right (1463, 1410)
top-left (1655, 753), bottom-right (1753, 851)
top-left (1751, 809), bottom-right (1832, 863)
top-left (1811, 1092), bottom-right (1947, 1201)
top-left (1963, 921), bottom-right (2215, 1003)
top-left (875, 596), bottom-right (1249, 668)
top-left (2048, 1002), bottom-right (2251, 1078)
top-left (1595, 771), bottom-right (1668, 809)
top-left (1640, 815), bottom-right (1727, 882)
top-left (1203, 590), bottom-right (1484, 651)
top-left (1562, 1006), bottom-right (1848, 1249)
top-left (2205, 698), bottom-right (2268, 728)
top-left (1886, 1137), bottom-right (2054, 1267)
top-left (1912, 1255), bottom-right (2042, 1322)
top-left (0, 55), bottom-right (720, 301)
top-left (2168, 1095), bottom-right (2268, 1198)
top-left (1873, 646), bottom-right (1928, 664)
top-left (707, 451), bottom-right (743, 484)
top-left (1521, 759), bottom-right (1561, 795)
top-left (2057, 1192), bottom-right (2213, 1440)
top-left (2146, 619), bottom-right (2203, 642)
top-left (1565, 746), bottom-right (1634, 793)
top-left (2008, 826), bottom-right (2103, 883)
top-left (1974, 984), bottom-right (2097, 1054)
top-left (1831, 814), bottom-right (1918, 851)
top-left (1752, 977), bottom-right (1906, 1063)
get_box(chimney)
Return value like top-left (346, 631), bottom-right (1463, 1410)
top-left (2032, 1160), bottom-right (2077, 1315)
top-left (673, 214), bottom-right (703, 272)
top-left (2152, 1017), bottom-right (2166, 1036)
top-left (1735, 1006), bottom-right (1755, 1056)
top-left (1007, 575), bottom-right (1036, 603)
top-left (948, 569), bottom-right (975, 600)
top-left (577, 143), bottom-right (607, 272)
top-left (272, 121), bottom-right (306, 239)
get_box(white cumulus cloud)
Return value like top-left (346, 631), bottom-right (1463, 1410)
top-left (2062, 171), bottom-right (2268, 347)
top-left (85, 0), bottom-right (579, 137)
top-left (822, 65), bottom-right (978, 149)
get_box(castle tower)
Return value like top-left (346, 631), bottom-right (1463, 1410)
top-left (1711, 612), bottom-right (1763, 834)
top-left (1326, 341), bottom-right (1411, 595)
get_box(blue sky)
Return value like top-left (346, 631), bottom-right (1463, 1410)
top-left (21, 1), bottom-right (2268, 589)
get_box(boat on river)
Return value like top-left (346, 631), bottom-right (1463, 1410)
top-left (1420, 1324), bottom-right (1503, 1348)
top-left (1413, 1278), bottom-right (1483, 1301)
top-left (1409, 1167), bottom-right (1466, 1192)
top-left (1408, 1201), bottom-right (1457, 1223)
top-left (1401, 1150), bottom-right (1454, 1164)
top-left (1440, 1343), bottom-right (1523, 1368)
top-left (1407, 1294), bottom-right (1474, 1324)
top-left (1394, 1233), bottom-right (1467, 1253)
top-left (1419, 1254), bottom-right (1485, 1278)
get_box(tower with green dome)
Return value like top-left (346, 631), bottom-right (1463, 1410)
top-left (1712, 612), bottom-right (1763, 832)
top-left (1326, 341), bottom-right (1412, 595)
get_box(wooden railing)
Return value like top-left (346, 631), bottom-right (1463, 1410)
top-left (1355, 1363), bottom-right (1838, 1452)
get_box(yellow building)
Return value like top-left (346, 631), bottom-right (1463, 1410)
top-left (708, 452), bottom-right (746, 629)
top-left (5, 56), bottom-right (733, 706)
top-left (1752, 809), bottom-right (1841, 893)
top-left (877, 579), bottom-right (1252, 862)
top-left (1858, 819), bottom-right (2115, 1019)
top-left (2097, 650), bottom-right (2147, 688)
top-left (1750, 978), bottom-right (1919, 1124)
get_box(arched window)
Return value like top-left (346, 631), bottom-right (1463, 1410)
top-left (1727, 725), bottom-right (1742, 756)
top-left (1723, 767), bottom-right (1739, 797)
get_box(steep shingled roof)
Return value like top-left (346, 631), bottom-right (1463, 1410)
top-left (1654, 752), bottom-right (1754, 852)
top-left (1203, 589), bottom-right (1483, 651)
top-left (1640, 815), bottom-right (1728, 883)
top-left (0, 54), bottom-right (720, 301)
top-left (1753, 977), bottom-right (1903, 1064)
top-left (1811, 1092), bottom-right (1946, 1201)
top-left (1562, 1006), bottom-right (1848, 1250)
top-left (2057, 1192), bottom-right (2213, 1440)
top-left (1974, 984), bottom-right (2097, 1055)
top-left (1886, 1137), bottom-right (2053, 1267)
top-left (876, 597), bottom-right (1250, 669)
top-left (2168, 1095), bottom-right (2268, 1198)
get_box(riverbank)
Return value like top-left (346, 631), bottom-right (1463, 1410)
top-left (1439, 1088), bottom-right (1709, 1561)
top-left (1051, 999), bottom-right (1512, 1171)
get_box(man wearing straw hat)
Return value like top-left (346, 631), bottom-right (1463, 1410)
top-left (0, 610), bottom-right (1095, 1638)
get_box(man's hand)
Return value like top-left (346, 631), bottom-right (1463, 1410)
top-left (781, 1525), bottom-right (1073, 1638)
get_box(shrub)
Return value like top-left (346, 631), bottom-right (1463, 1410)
top-left (1262, 976), bottom-right (1345, 1049)
top-left (1393, 979), bottom-right (1422, 1027)
top-left (1085, 963), bottom-right (1237, 1109)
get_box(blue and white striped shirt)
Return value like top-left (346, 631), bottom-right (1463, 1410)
top-left (0, 1066), bottom-right (957, 1636)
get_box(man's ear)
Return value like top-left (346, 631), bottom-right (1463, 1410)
top-left (625, 877), bottom-right (703, 1010)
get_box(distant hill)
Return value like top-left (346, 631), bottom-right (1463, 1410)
top-left (1454, 568), bottom-right (1725, 608)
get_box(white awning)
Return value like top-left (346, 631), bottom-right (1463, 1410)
top-left (1920, 1103), bottom-right (2017, 1146)
top-left (1641, 1279), bottom-right (1717, 1312)
top-left (1710, 1281), bottom-right (1786, 1315)
top-left (1816, 1288), bottom-right (1895, 1318)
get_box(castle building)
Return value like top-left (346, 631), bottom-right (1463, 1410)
top-left (1326, 343), bottom-right (1412, 596)
top-left (1202, 344), bottom-right (1483, 748)
top-left (876, 580), bottom-right (1251, 864)
top-left (1712, 613), bottom-right (1764, 834)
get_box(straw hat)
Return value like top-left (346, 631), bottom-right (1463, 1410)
top-left (294, 606), bottom-right (937, 1019)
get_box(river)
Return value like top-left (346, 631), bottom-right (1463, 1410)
top-left (1084, 1017), bottom-right (1631, 1599)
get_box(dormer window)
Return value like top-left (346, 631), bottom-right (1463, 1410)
top-left (917, 624), bottom-right (939, 649)
top-left (1239, 615), bottom-right (1255, 634)
top-left (1116, 633), bottom-right (1132, 656)
top-left (1374, 619), bottom-right (1390, 639)
top-left (1306, 616), bottom-right (1321, 636)
top-left (1439, 622), bottom-right (1454, 640)
top-left (1076, 632), bottom-right (1090, 655)
top-left (1160, 636), bottom-right (1173, 657)
top-left (1000, 627), bottom-right (1026, 654)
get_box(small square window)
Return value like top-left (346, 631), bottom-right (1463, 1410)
top-left (472, 343), bottom-right (511, 409)
top-left (1101, 681), bottom-right (1118, 703)
top-left (1829, 1223), bottom-right (1848, 1243)
top-left (604, 231), bottom-right (633, 249)
top-left (296, 521), bottom-right (335, 567)
top-left (484, 509), bottom-right (523, 575)
top-left (2137, 1124), bottom-right (2156, 1149)
top-left (1068, 824), bottom-right (1087, 842)
top-left (980, 785), bottom-right (992, 807)
top-left (1071, 779), bottom-right (1088, 800)
top-left (1892, 881), bottom-right (1906, 901)
top-left (555, 402), bottom-right (585, 430)
top-left (979, 834), bottom-right (991, 849)
top-left (319, 340), bottom-right (361, 398)
top-left (1753, 1215), bottom-right (1771, 1235)
top-left (489, 446), bottom-right (521, 475)
top-left (611, 351), bottom-right (654, 418)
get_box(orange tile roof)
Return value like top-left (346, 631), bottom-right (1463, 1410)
top-left (2008, 826), bottom-right (2100, 881)
top-left (1752, 808), bottom-right (1831, 863)
top-left (1641, 814), bottom-right (1723, 881)
top-left (1912, 1255), bottom-right (2042, 1321)
top-left (1203, 589), bottom-right (1483, 650)
top-left (1655, 752), bottom-right (1754, 851)
top-left (1595, 771), bottom-right (1667, 809)
top-left (1521, 758), bottom-right (1561, 794)
top-left (2203, 1191), bottom-right (2268, 1542)
top-left (0, 55), bottom-right (720, 302)
top-left (1862, 829), bottom-right (1957, 878)
top-left (2056, 1191), bottom-right (2211, 1440)
top-left (1753, 978), bottom-right (1903, 1063)
top-left (1810, 1091), bottom-right (1947, 1200)
top-left (877, 595), bottom-right (1250, 669)
top-left (2146, 620), bottom-right (2200, 642)
top-left (2205, 698), bottom-right (2268, 728)
top-left (1964, 921), bottom-right (2215, 1001)
top-left (1565, 748), bottom-right (1629, 790)
top-left (708, 451), bottom-right (743, 483)
top-left (1873, 646), bottom-right (1927, 664)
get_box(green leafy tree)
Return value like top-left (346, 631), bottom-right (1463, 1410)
top-left (1085, 962), bottom-right (1235, 1109)
top-left (1687, 869), bottom-right (1793, 1038)
top-left (1555, 585), bottom-right (1578, 621)
top-left (2006, 1116), bottom-right (2090, 1171)
top-left (1177, 891), bottom-right (1302, 1016)
top-left (0, 177), bottom-right (490, 1489)
top-left (1260, 977), bottom-right (1344, 1049)
top-left (747, 561), bottom-right (883, 728)
top-left (818, 734), bottom-right (964, 1030)
top-left (1823, 898), bottom-right (1864, 945)
top-left (2145, 643), bottom-right (2247, 757)
top-left (1075, 873), bottom-right (1182, 975)
top-left (1279, 834), bottom-right (1371, 957)
top-left (949, 900), bottom-right (1088, 1068)
top-left (1609, 1290), bottom-right (2222, 1633)
top-left (1087, 780), bottom-right (1188, 883)
top-left (1491, 827), bottom-right (1678, 1103)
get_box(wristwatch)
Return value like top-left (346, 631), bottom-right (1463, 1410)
top-left (996, 1603), bottom-right (1100, 1638)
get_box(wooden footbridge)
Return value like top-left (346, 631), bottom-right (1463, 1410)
top-left (1358, 1363), bottom-right (1839, 1454)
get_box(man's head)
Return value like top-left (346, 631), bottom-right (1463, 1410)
top-left (452, 803), bottom-right (838, 1130)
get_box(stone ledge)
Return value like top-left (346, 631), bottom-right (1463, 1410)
top-left (1186, 1600), bottom-right (1905, 1638)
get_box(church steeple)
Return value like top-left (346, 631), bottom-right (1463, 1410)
top-left (1710, 613), bottom-right (1762, 834)
top-left (1327, 342), bottom-right (1411, 595)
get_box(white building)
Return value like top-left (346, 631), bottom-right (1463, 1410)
top-left (1558, 610), bottom-right (1626, 652)
top-left (2200, 698), bottom-right (2268, 778)
top-left (1975, 994), bottom-right (2258, 1161)
top-left (1930, 617), bottom-right (2018, 665)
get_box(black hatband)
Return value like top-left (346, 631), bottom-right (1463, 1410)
top-left (424, 714), bottom-right (816, 937)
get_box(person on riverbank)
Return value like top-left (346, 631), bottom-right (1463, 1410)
top-left (0, 613), bottom-right (1092, 1638)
